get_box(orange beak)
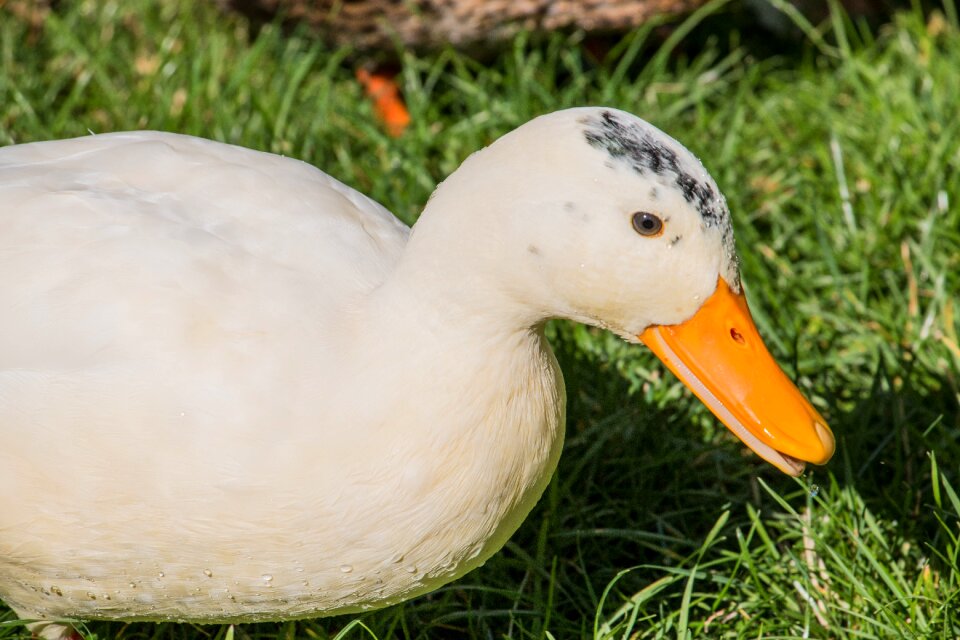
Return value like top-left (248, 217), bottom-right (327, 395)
top-left (639, 278), bottom-right (835, 476)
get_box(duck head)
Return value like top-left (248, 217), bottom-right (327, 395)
top-left (409, 107), bottom-right (835, 476)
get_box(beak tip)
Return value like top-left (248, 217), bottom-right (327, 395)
top-left (808, 420), bottom-right (836, 465)
top-left (777, 454), bottom-right (807, 477)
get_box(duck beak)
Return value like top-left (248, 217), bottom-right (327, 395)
top-left (638, 277), bottom-right (835, 476)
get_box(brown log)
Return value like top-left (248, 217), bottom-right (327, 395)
top-left (222, 0), bottom-right (709, 50)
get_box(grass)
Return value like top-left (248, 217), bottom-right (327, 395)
top-left (2, 0), bottom-right (959, 637)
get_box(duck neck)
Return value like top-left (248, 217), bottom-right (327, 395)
top-left (372, 210), bottom-right (548, 342)
top-left (370, 255), bottom-right (537, 346)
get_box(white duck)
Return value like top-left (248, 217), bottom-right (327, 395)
top-left (0, 108), bottom-right (834, 636)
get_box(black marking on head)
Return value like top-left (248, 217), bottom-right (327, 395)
top-left (582, 110), bottom-right (740, 287)
top-left (583, 111), bottom-right (726, 228)
top-left (649, 187), bottom-right (659, 200)
top-left (527, 244), bottom-right (541, 256)
top-left (670, 234), bottom-right (682, 246)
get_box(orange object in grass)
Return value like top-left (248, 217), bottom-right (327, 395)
top-left (357, 68), bottom-right (411, 137)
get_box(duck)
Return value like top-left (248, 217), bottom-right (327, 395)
top-left (0, 107), bottom-right (834, 637)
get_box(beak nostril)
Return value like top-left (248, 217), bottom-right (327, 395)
top-left (729, 327), bottom-right (745, 344)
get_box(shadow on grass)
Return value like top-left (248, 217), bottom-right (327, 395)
top-left (832, 352), bottom-right (960, 544)
top-left (381, 333), bottom-right (960, 637)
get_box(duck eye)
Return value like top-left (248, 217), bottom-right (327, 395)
top-left (631, 211), bottom-right (663, 237)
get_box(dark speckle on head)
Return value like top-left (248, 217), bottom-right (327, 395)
top-left (581, 110), bottom-right (740, 287)
top-left (583, 111), bottom-right (724, 227)
top-left (527, 244), bottom-right (541, 256)
top-left (670, 234), bottom-right (682, 246)
top-left (563, 201), bottom-right (577, 212)
top-left (649, 187), bottom-right (659, 200)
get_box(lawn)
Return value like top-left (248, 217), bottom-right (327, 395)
top-left (2, 0), bottom-right (959, 637)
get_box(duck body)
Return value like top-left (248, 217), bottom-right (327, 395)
top-left (0, 108), bottom-right (834, 629)
top-left (0, 132), bottom-right (563, 622)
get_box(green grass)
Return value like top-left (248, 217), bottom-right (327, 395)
top-left (2, 0), bottom-right (960, 637)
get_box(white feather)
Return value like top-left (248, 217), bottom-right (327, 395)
top-left (0, 108), bottom-right (730, 626)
